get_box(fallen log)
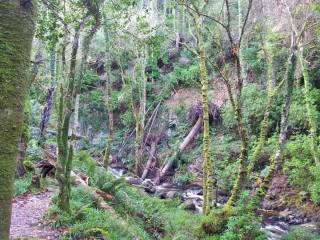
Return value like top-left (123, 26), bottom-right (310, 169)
top-left (154, 116), bottom-right (203, 185)
top-left (141, 141), bottom-right (158, 180)
top-left (179, 116), bottom-right (203, 152)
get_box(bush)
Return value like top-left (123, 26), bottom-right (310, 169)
top-left (281, 227), bottom-right (319, 240)
top-left (283, 134), bottom-right (320, 204)
top-left (47, 187), bottom-right (150, 240)
top-left (222, 84), bottom-right (272, 135)
top-left (221, 192), bottom-right (267, 240)
top-left (174, 173), bottom-right (192, 186)
top-left (14, 173), bottom-right (33, 196)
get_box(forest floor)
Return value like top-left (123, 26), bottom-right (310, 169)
top-left (10, 187), bottom-right (59, 240)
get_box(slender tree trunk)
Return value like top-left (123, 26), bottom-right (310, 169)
top-left (223, 51), bottom-right (249, 210)
top-left (180, 116), bottom-right (203, 152)
top-left (249, 44), bottom-right (278, 173)
top-left (103, 70), bottom-right (114, 168)
top-left (135, 114), bottom-right (144, 175)
top-left (196, 18), bottom-right (215, 215)
top-left (141, 136), bottom-right (160, 180)
top-left (134, 53), bottom-right (147, 176)
top-left (39, 87), bottom-right (55, 145)
top-left (250, 45), bottom-right (297, 209)
top-left (74, 17), bottom-right (101, 146)
top-left (56, 24), bottom-right (82, 212)
top-left (298, 46), bottom-right (319, 164)
top-left (0, 1), bottom-right (36, 239)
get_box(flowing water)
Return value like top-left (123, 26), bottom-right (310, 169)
top-left (108, 167), bottom-right (318, 240)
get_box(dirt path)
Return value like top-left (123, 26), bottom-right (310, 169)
top-left (10, 188), bottom-right (59, 240)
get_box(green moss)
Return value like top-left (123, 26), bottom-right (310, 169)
top-left (0, 1), bottom-right (37, 239)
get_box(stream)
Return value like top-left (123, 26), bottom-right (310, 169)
top-left (108, 167), bottom-right (319, 240)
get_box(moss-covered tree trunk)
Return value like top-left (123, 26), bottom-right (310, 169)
top-left (298, 46), bottom-right (319, 164)
top-left (224, 50), bottom-right (249, 210)
top-left (249, 44), bottom-right (279, 173)
top-left (135, 113), bottom-right (144, 175)
top-left (0, 1), bottom-right (36, 239)
top-left (134, 53), bottom-right (147, 176)
top-left (196, 18), bottom-right (215, 215)
top-left (16, 99), bottom-right (31, 177)
top-left (56, 25), bottom-right (81, 212)
top-left (250, 45), bottom-right (297, 209)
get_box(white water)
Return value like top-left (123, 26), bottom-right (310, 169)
top-left (108, 167), bottom-right (318, 240)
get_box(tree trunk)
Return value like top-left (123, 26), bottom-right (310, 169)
top-left (224, 51), bottom-right (249, 210)
top-left (141, 131), bottom-right (163, 180)
top-left (0, 1), bottom-right (36, 239)
top-left (250, 44), bottom-right (297, 209)
top-left (154, 116), bottom-right (203, 185)
top-left (56, 24), bottom-right (82, 213)
top-left (197, 20), bottom-right (215, 215)
top-left (134, 53), bottom-right (147, 176)
top-left (102, 70), bottom-right (114, 168)
top-left (135, 116), bottom-right (144, 175)
top-left (16, 99), bottom-right (31, 177)
top-left (179, 116), bottom-right (203, 152)
top-left (39, 87), bottom-right (55, 145)
top-left (249, 44), bottom-right (278, 173)
top-left (298, 46), bottom-right (319, 164)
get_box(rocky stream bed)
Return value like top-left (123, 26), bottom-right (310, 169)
top-left (110, 167), bottom-right (320, 240)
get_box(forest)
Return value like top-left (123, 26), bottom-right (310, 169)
top-left (1, 0), bottom-right (320, 239)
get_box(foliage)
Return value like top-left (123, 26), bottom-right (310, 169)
top-left (281, 227), bottom-right (319, 240)
top-left (47, 187), bottom-right (149, 240)
top-left (14, 173), bottom-right (33, 196)
top-left (26, 139), bottom-right (43, 162)
top-left (283, 135), bottom-right (320, 204)
top-left (174, 172), bottom-right (193, 186)
top-left (213, 134), bottom-right (241, 192)
top-left (220, 192), bottom-right (267, 240)
top-left (165, 60), bottom-right (200, 89)
top-left (222, 84), bottom-right (274, 135)
top-left (73, 160), bottom-right (207, 239)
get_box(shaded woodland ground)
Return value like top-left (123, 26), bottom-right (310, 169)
top-left (1, 0), bottom-right (320, 240)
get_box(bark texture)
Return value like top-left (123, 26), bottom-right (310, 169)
top-left (298, 46), bottom-right (319, 164)
top-left (250, 45), bottom-right (297, 209)
top-left (56, 25), bottom-right (81, 212)
top-left (196, 19), bottom-right (215, 215)
top-left (0, 1), bottom-right (36, 239)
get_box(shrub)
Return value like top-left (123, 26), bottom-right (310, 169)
top-left (283, 135), bottom-right (320, 204)
top-left (221, 191), bottom-right (267, 240)
top-left (47, 187), bottom-right (150, 240)
top-left (222, 84), bottom-right (271, 135)
top-left (281, 227), bottom-right (319, 240)
top-left (14, 173), bottom-right (33, 196)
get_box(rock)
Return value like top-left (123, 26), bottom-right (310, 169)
top-left (178, 56), bottom-right (192, 65)
top-left (275, 222), bottom-right (290, 231)
top-left (288, 217), bottom-right (303, 225)
top-left (141, 179), bottom-right (154, 188)
top-left (180, 199), bottom-right (196, 211)
top-left (125, 177), bottom-right (142, 185)
top-left (141, 179), bottom-right (155, 193)
top-left (279, 209), bottom-right (293, 219)
top-left (166, 190), bottom-right (181, 199)
top-left (154, 189), bottom-right (167, 199)
top-left (161, 182), bottom-right (172, 188)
